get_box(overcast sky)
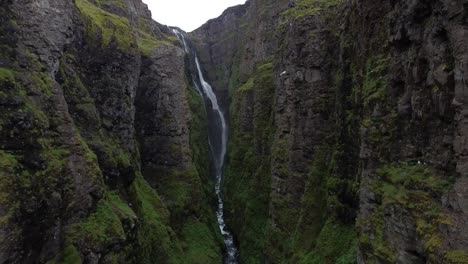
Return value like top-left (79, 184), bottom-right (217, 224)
top-left (142, 0), bottom-right (247, 32)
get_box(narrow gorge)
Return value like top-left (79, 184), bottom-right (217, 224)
top-left (0, 0), bottom-right (467, 264)
top-left (173, 29), bottom-right (239, 263)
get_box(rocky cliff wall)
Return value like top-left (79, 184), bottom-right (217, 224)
top-left (0, 0), bottom-right (222, 263)
top-left (192, 0), bottom-right (468, 263)
top-left (1, 0), bottom-right (467, 263)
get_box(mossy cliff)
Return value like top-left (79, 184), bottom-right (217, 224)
top-left (191, 0), bottom-right (468, 263)
top-left (0, 0), bottom-right (221, 263)
top-left (1, 0), bottom-right (468, 263)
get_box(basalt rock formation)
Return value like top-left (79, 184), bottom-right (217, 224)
top-left (0, 0), bottom-right (467, 263)
top-left (192, 0), bottom-right (468, 263)
top-left (0, 0), bottom-right (222, 263)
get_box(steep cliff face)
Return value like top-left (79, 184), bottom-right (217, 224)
top-left (192, 0), bottom-right (468, 263)
top-left (192, 0), bottom-right (356, 263)
top-left (1, 0), bottom-right (468, 263)
top-left (0, 0), bottom-right (222, 263)
top-left (347, 1), bottom-right (468, 263)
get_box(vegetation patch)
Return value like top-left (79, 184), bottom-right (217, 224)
top-left (181, 220), bottom-right (223, 264)
top-left (128, 176), bottom-right (184, 264)
top-left (238, 76), bottom-right (254, 92)
top-left (136, 31), bottom-right (174, 56)
top-left (95, 0), bottom-right (127, 11)
top-left (362, 55), bottom-right (390, 109)
top-left (70, 191), bottom-right (135, 250)
top-left (446, 250), bottom-right (468, 264)
top-left (297, 220), bottom-right (356, 264)
top-left (0, 67), bottom-right (15, 83)
top-left (224, 61), bottom-right (275, 263)
top-left (76, 0), bottom-right (134, 49)
top-left (187, 85), bottom-right (210, 183)
top-left (75, 0), bottom-right (175, 55)
top-left (360, 163), bottom-right (455, 262)
top-left (376, 164), bottom-right (453, 206)
top-left (152, 166), bottom-right (204, 229)
top-left (61, 244), bottom-right (81, 264)
top-left (0, 150), bottom-right (18, 226)
top-left (283, 0), bottom-right (344, 20)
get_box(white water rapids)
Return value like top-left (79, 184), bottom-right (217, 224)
top-left (172, 29), bottom-right (239, 264)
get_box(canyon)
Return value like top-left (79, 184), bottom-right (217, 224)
top-left (0, 0), bottom-right (467, 263)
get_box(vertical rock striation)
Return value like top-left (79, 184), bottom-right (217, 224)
top-left (191, 0), bottom-right (468, 263)
top-left (1, 0), bottom-right (468, 263)
top-left (0, 0), bottom-right (222, 263)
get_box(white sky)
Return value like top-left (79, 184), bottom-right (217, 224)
top-left (142, 0), bottom-right (247, 32)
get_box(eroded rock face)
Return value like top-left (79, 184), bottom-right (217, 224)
top-left (192, 0), bottom-right (468, 263)
top-left (1, 0), bottom-right (468, 262)
top-left (0, 0), bottom-right (103, 261)
top-left (350, 1), bottom-right (468, 262)
top-left (135, 45), bottom-right (192, 187)
top-left (0, 0), bottom-right (221, 263)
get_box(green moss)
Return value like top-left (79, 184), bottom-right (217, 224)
top-left (283, 143), bottom-right (357, 264)
top-left (84, 135), bottom-right (132, 174)
top-left (70, 192), bottom-right (135, 249)
top-left (0, 151), bottom-right (18, 171)
top-left (37, 139), bottom-right (69, 172)
top-left (31, 72), bottom-right (53, 96)
top-left (133, 17), bottom-right (175, 56)
top-left (95, 0), bottom-right (126, 10)
top-left (359, 53), bottom-right (398, 160)
top-left (136, 37), bottom-right (160, 56)
top-left (283, 0), bottom-right (344, 20)
top-left (326, 142), bottom-right (360, 216)
top-left (187, 86), bottom-right (210, 183)
top-left (239, 77), bottom-right (254, 92)
top-left (181, 220), bottom-right (223, 264)
top-left (75, 0), bottom-right (175, 56)
top-left (361, 164), bottom-right (455, 262)
top-left (376, 164), bottom-right (452, 206)
top-left (0, 67), bottom-right (17, 105)
top-left (0, 151), bottom-right (18, 225)
top-left (62, 244), bottom-right (82, 264)
top-left (362, 55), bottom-right (390, 109)
top-left (446, 250), bottom-right (468, 264)
top-left (75, 0), bottom-right (134, 49)
top-left (106, 191), bottom-right (136, 218)
top-left (224, 61), bottom-right (276, 263)
top-left (130, 176), bottom-right (169, 223)
top-left (128, 176), bottom-right (184, 264)
top-left (357, 204), bottom-right (397, 263)
top-left (0, 67), bottom-right (15, 83)
top-left (136, 31), bottom-right (173, 56)
top-left (136, 17), bottom-right (153, 35)
top-left (297, 220), bottom-right (356, 264)
top-left (288, 146), bottom-right (328, 259)
top-left (154, 167), bottom-right (203, 225)
top-left (59, 62), bottom-right (94, 105)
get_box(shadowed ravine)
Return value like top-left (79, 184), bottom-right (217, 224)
top-left (173, 29), bottom-right (239, 264)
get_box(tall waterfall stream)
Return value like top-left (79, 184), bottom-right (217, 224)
top-left (173, 29), bottom-right (239, 264)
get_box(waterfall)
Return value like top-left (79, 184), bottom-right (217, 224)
top-left (172, 29), bottom-right (239, 264)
